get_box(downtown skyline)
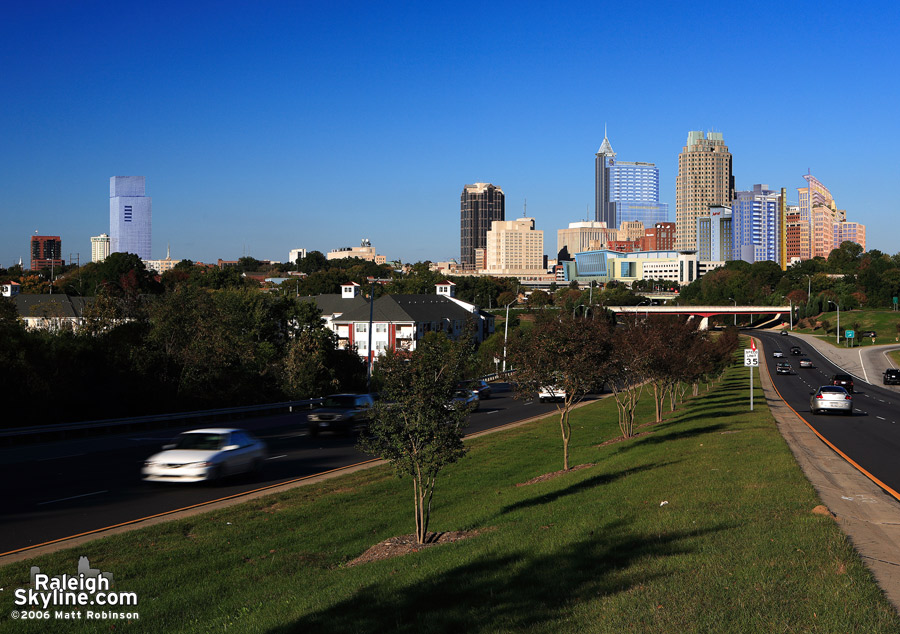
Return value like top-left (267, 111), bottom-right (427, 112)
top-left (2, 1), bottom-right (899, 268)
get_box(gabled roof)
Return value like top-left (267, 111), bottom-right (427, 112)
top-left (14, 294), bottom-right (94, 319)
top-left (333, 294), bottom-right (473, 324)
top-left (303, 294), bottom-right (369, 317)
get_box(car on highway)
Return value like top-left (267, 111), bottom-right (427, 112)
top-left (307, 393), bottom-right (375, 436)
top-left (539, 385), bottom-right (566, 403)
top-left (830, 374), bottom-right (855, 394)
top-left (776, 362), bottom-right (792, 375)
top-left (460, 379), bottom-right (492, 400)
top-left (142, 428), bottom-right (266, 483)
top-left (799, 358), bottom-right (815, 369)
top-left (860, 330), bottom-right (877, 338)
top-left (780, 330), bottom-right (789, 336)
top-left (447, 389), bottom-right (480, 411)
top-left (809, 386), bottom-right (853, 415)
top-left (790, 346), bottom-right (801, 355)
top-left (884, 369), bottom-right (900, 385)
top-left (772, 350), bottom-right (784, 358)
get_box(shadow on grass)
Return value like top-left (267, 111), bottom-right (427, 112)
top-left (271, 521), bottom-right (732, 633)
top-left (612, 423), bottom-right (730, 454)
top-left (499, 463), bottom-right (668, 516)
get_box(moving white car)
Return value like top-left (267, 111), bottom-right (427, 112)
top-left (142, 428), bottom-right (266, 483)
top-left (539, 385), bottom-right (566, 403)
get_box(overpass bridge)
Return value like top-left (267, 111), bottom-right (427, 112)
top-left (604, 305), bottom-right (792, 330)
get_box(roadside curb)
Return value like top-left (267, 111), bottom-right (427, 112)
top-left (753, 335), bottom-right (900, 614)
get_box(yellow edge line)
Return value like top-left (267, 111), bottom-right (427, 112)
top-left (0, 458), bottom-right (381, 557)
top-left (756, 335), bottom-right (900, 504)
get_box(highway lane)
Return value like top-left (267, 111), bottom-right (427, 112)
top-left (756, 332), bottom-right (900, 497)
top-left (0, 384), bottom-right (570, 555)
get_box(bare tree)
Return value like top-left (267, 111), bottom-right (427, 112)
top-left (607, 314), bottom-right (653, 439)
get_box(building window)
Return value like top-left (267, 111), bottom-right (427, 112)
top-left (356, 323), bottom-right (367, 333)
top-left (375, 323), bottom-right (387, 333)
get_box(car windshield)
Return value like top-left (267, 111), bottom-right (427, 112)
top-left (174, 433), bottom-right (226, 451)
top-left (322, 396), bottom-right (357, 408)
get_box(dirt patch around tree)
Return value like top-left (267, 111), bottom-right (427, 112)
top-left (515, 462), bottom-right (595, 487)
top-left (345, 529), bottom-right (489, 567)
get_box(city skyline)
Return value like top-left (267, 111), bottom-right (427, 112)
top-left (2, 2), bottom-right (899, 267)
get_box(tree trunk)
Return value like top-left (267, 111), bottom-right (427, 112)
top-left (560, 409), bottom-right (571, 471)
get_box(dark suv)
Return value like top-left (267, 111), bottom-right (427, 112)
top-left (884, 369), bottom-right (900, 386)
top-left (307, 394), bottom-right (375, 436)
top-left (830, 374), bottom-right (855, 394)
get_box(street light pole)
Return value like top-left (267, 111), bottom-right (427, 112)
top-left (829, 300), bottom-right (840, 345)
top-left (366, 277), bottom-right (392, 391)
top-left (728, 297), bottom-right (737, 326)
top-left (502, 297), bottom-right (517, 373)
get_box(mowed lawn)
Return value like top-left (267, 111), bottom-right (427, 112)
top-left (3, 360), bottom-right (899, 633)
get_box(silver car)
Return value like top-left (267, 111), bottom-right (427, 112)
top-left (809, 386), bottom-right (853, 416)
top-left (143, 428), bottom-right (266, 483)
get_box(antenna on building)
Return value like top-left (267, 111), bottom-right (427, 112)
top-left (523, 197), bottom-right (527, 218)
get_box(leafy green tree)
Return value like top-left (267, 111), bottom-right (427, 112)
top-left (508, 312), bottom-right (613, 471)
top-left (360, 333), bottom-right (473, 544)
top-left (282, 329), bottom-right (364, 398)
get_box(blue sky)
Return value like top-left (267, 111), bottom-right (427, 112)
top-left (2, 1), bottom-right (898, 267)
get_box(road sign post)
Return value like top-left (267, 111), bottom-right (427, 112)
top-left (744, 348), bottom-right (758, 411)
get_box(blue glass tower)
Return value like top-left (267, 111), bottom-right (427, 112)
top-left (608, 161), bottom-right (669, 227)
top-left (731, 185), bottom-right (780, 263)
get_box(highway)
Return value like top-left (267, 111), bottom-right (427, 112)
top-left (0, 384), bottom-right (568, 556)
top-left (755, 331), bottom-right (900, 498)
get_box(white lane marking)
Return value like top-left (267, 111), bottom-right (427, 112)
top-left (485, 410), bottom-right (499, 415)
top-left (36, 453), bottom-right (85, 462)
top-left (877, 416), bottom-right (886, 420)
top-left (265, 455), bottom-right (287, 460)
top-left (860, 348), bottom-right (869, 384)
top-left (38, 490), bottom-right (108, 506)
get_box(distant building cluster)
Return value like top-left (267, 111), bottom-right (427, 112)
top-left (12, 130), bottom-right (868, 293)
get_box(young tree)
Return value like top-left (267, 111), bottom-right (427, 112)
top-left (607, 315), bottom-right (653, 439)
top-left (507, 313), bottom-right (613, 471)
top-left (359, 333), bottom-right (473, 544)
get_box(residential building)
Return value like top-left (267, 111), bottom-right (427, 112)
top-left (484, 218), bottom-right (545, 276)
top-left (330, 283), bottom-right (494, 360)
top-left (2, 281), bottom-right (21, 297)
top-left (12, 294), bottom-right (93, 331)
top-left (811, 205), bottom-right (838, 259)
top-left (732, 185), bottom-right (781, 263)
top-left (594, 133), bottom-right (616, 226)
top-left (696, 206), bottom-right (733, 262)
top-left (460, 183), bottom-right (505, 270)
top-left (91, 233), bottom-right (110, 263)
top-left (110, 176), bottom-right (152, 260)
top-left (675, 131), bottom-right (733, 251)
top-left (30, 235), bottom-right (63, 270)
top-left (326, 239), bottom-right (385, 264)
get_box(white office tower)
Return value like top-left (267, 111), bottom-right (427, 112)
top-left (110, 176), bottom-right (152, 260)
top-left (91, 233), bottom-right (110, 263)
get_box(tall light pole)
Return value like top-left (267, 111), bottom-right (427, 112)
top-left (502, 296), bottom-right (517, 373)
top-left (805, 274), bottom-right (812, 300)
top-left (829, 300), bottom-right (840, 345)
top-left (728, 297), bottom-right (737, 326)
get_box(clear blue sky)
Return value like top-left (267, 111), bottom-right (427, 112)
top-left (2, 1), bottom-right (898, 267)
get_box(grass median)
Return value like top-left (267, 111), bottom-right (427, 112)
top-left (3, 359), bottom-right (899, 633)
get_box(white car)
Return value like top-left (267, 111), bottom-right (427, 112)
top-left (142, 428), bottom-right (266, 483)
top-left (539, 386), bottom-right (566, 403)
top-left (772, 350), bottom-right (784, 358)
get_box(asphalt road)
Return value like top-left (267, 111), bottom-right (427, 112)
top-left (0, 384), bottom-right (568, 555)
top-left (756, 331), bottom-right (900, 496)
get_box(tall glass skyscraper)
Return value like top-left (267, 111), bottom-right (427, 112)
top-left (110, 176), bottom-right (152, 260)
top-left (608, 161), bottom-right (669, 227)
top-left (595, 132), bottom-right (668, 229)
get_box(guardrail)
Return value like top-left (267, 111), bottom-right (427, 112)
top-left (0, 398), bottom-right (324, 445)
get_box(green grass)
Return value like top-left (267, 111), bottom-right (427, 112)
top-left (794, 308), bottom-right (900, 348)
top-left (2, 360), bottom-right (899, 633)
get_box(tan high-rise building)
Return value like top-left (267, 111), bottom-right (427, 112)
top-left (675, 131), bottom-right (733, 252)
top-left (557, 221), bottom-right (615, 256)
top-left (484, 218), bottom-right (544, 275)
